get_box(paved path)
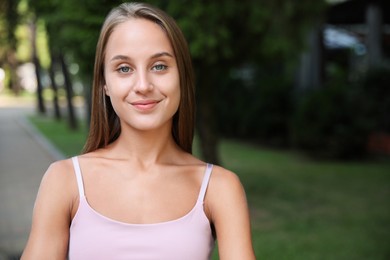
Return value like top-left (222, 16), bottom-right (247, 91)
top-left (0, 96), bottom-right (64, 259)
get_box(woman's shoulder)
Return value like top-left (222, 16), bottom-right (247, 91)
top-left (209, 165), bottom-right (243, 189)
top-left (44, 157), bottom-right (75, 178)
top-left (205, 164), bottom-right (247, 208)
top-left (39, 157), bottom-right (78, 195)
top-left (178, 153), bottom-right (239, 183)
top-left (32, 157), bottom-right (80, 218)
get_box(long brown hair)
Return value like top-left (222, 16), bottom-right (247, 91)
top-left (83, 2), bottom-right (195, 154)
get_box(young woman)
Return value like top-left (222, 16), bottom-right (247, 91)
top-left (22, 2), bottom-right (255, 259)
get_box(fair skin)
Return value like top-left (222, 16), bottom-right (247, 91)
top-left (22, 18), bottom-right (255, 259)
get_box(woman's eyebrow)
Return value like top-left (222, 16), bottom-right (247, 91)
top-left (109, 52), bottom-right (174, 63)
top-left (151, 52), bottom-right (174, 59)
top-left (110, 55), bottom-right (130, 62)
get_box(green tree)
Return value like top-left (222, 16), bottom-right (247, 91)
top-left (27, 0), bottom-right (113, 128)
top-left (0, 0), bottom-right (22, 94)
top-left (149, 0), bottom-right (327, 163)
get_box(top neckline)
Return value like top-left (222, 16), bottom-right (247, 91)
top-left (71, 156), bottom-right (213, 226)
top-left (78, 195), bottom-right (204, 227)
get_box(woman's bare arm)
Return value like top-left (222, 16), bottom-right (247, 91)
top-left (21, 160), bottom-right (76, 260)
top-left (206, 166), bottom-right (256, 260)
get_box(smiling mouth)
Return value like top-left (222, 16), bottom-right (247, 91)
top-left (130, 100), bottom-right (160, 110)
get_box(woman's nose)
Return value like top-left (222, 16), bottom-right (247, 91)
top-left (133, 70), bottom-right (153, 93)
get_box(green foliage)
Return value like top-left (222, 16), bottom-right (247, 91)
top-left (15, 22), bottom-right (32, 62)
top-left (143, 1), bottom-right (327, 162)
top-left (26, 1), bottom-right (327, 94)
top-left (291, 78), bottom-right (376, 159)
top-left (216, 67), bottom-right (294, 147)
top-left (27, 0), bottom-right (121, 79)
top-left (0, 0), bottom-right (34, 63)
top-left (0, 0), bottom-right (19, 50)
top-left (292, 66), bottom-right (390, 159)
top-left (35, 19), bottom-right (51, 68)
top-left (150, 0), bottom-right (327, 67)
top-left (359, 67), bottom-right (390, 132)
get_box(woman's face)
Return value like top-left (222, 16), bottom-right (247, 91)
top-left (103, 18), bottom-right (180, 133)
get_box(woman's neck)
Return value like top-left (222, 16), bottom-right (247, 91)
top-left (105, 123), bottom-right (181, 168)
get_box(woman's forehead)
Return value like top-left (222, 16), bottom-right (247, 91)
top-left (105, 19), bottom-right (174, 61)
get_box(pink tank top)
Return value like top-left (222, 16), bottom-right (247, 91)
top-left (68, 157), bottom-right (215, 260)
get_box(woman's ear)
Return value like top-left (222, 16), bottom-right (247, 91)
top-left (104, 85), bottom-right (110, 96)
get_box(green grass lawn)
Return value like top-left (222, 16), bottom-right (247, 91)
top-left (29, 115), bottom-right (390, 259)
top-left (29, 115), bottom-right (88, 157)
top-left (220, 142), bottom-right (390, 259)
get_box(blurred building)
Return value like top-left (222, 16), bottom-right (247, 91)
top-left (296, 0), bottom-right (390, 90)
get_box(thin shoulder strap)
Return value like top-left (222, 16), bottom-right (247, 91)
top-left (71, 156), bottom-right (85, 197)
top-left (198, 163), bottom-right (213, 202)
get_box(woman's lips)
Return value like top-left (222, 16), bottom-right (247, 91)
top-left (130, 100), bottom-right (160, 111)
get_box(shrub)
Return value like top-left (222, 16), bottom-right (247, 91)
top-left (359, 67), bottom-right (390, 133)
top-left (291, 80), bottom-right (375, 159)
top-left (216, 68), bottom-right (293, 147)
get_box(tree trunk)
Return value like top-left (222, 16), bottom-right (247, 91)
top-left (48, 53), bottom-right (61, 120)
top-left (6, 51), bottom-right (22, 95)
top-left (59, 52), bottom-right (78, 130)
top-left (4, 0), bottom-right (21, 95)
top-left (31, 21), bottom-right (46, 114)
top-left (195, 65), bottom-right (220, 165)
top-left (33, 55), bottom-right (46, 114)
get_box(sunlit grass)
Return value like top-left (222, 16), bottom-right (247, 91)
top-left (29, 115), bottom-right (87, 157)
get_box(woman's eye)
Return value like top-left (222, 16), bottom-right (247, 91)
top-left (152, 64), bottom-right (168, 71)
top-left (118, 66), bottom-right (131, 73)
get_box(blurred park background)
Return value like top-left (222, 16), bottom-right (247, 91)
top-left (1, 0), bottom-right (390, 259)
